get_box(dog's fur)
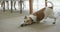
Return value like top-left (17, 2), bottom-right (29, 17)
top-left (23, 7), bottom-right (56, 24)
top-left (20, 1), bottom-right (57, 27)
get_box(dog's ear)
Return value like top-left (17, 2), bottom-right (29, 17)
top-left (24, 16), bottom-right (27, 19)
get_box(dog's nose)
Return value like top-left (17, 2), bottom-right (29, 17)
top-left (20, 24), bottom-right (24, 27)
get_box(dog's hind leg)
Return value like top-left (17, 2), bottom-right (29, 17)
top-left (48, 14), bottom-right (56, 24)
top-left (52, 16), bottom-right (56, 24)
top-left (53, 17), bottom-right (56, 24)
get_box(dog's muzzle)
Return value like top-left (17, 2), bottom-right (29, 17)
top-left (20, 22), bottom-right (36, 27)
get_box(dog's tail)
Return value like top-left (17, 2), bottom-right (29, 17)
top-left (46, 1), bottom-right (54, 9)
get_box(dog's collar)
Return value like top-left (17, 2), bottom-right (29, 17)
top-left (29, 17), bottom-right (36, 24)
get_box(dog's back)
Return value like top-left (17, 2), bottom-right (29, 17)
top-left (31, 7), bottom-right (53, 21)
top-left (32, 8), bottom-right (46, 21)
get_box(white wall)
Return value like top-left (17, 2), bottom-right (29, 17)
top-left (0, 0), bottom-right (60, 12)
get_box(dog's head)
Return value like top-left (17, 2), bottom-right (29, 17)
top-left (24, 16), bottom-right (33, 24)
top-left (20, 16), bottom-right (33, 27)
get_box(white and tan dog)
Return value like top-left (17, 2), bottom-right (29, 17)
top-left (20, 1), bottom-right (57, 27)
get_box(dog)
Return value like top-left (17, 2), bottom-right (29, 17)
top-left (20, 1), bottom-right (57, 27)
